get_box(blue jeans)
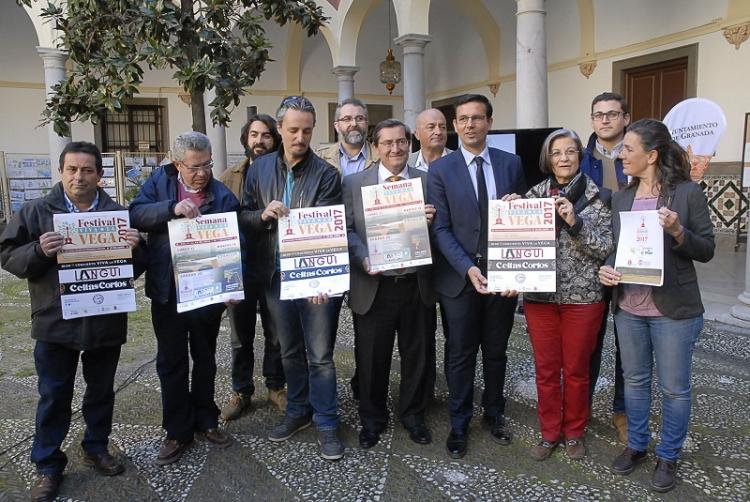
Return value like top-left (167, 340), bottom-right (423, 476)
top-left (264, 273), bottom-right (339, 430)
top-left (614, 310), bottom-right (703, 461)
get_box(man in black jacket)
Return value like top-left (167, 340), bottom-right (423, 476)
top-left (240, 96), bottom-right (345, 461)
top-left (0, 142), bottom-right (142, 502)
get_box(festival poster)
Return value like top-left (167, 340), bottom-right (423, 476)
top-left (614, 210), bottom-right (664, 286)
top-left (278, 204), bottom-right (350, 300)
top-left (361, 178), bottom-right (432, 272)
top-left (53, 211), bottom-right (136, 320)
top-left (487, 198), bottom-right (556, 292)
top-left (168, 212), bottom-right (244, 313)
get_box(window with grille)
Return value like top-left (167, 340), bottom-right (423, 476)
top-left (101, 105), bottom-right (165, 152)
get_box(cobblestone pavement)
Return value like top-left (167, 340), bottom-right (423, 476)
top-left (0, 269), bottom-right (748, 501)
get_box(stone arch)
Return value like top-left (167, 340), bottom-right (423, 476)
top-left (451, 0), bottom-right (501, 80)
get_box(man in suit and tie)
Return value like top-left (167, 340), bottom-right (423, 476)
top-left (409, 108), bottom-right (453, 172)
top-left (427, 94), bottom-right (526, 458)
top-left (342, 119), bottom-right (437, 449)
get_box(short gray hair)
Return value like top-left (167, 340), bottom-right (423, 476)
top-left (539, 128), bottom-right (584, 174)
top-left (276, 96), bottom-right (316, 125)
top-left (334, 98), bottom-right (368, 121)
top-left (173, 131), bottom-right (212, 162)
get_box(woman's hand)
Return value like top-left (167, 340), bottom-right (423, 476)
top-left (598, 265), bottom-right (621, 286)
top-left (554, 197), bottom-right (576, 227)
top-left (658, 207), bottom-right (684, 243)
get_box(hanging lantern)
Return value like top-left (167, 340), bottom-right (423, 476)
top-left (379, 48), bottom-right (401, 95)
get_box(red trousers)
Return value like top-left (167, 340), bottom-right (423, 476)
top-left (524, 301), bottom-right (605, 441)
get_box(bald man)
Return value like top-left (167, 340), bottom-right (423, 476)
top-left (409, 108), bottom-right (453, 171)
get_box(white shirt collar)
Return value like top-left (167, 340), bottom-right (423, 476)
top-left (377, 162), bottom-right (409, 184)
top-left (414, 148), bottom-right (449, 171)
top-left (459, 145), bottom-right (491, 168)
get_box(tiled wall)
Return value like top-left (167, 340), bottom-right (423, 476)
top-left (701, 174), bottom-right (748, 237)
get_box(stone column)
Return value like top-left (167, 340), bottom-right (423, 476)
top-left (515, 0), bottom-right (548, 128)
top-left (204, 88), bottom-right (227, 177)
top-left (718, 251), bottom-right (750, 329)
top-left (395, 34), bottom-right (432, 131)
top-left (332, 66), bottom-right (359, 103)
top-left (37, 47), bottom-right (71, 183)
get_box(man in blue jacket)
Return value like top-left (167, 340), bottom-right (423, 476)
top-left (580, 92), bottom-right (630, 444)
top-left (0, 142), bottom-right (143, 501)
top-left (427, 94), bottom-right (526, 459)
top-left (129, 131), bottom-right (239, 466)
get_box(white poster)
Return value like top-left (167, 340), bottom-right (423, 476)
top-left (168, 212), bottom-right (244, 313)
top-left (278, 205), bottom-right (350, 300)
top-left (53, 211), bottom-right (136, 320)
top-left (614, 210), bottom-right (664, 286)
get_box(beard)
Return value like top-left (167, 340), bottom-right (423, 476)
top-left (246, 144), bottom-right (269, 160)
top-left (343, 129), bottom-right (365, 145)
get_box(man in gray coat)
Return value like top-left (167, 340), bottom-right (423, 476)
top-left (342, 119), bottom-right (437, 449)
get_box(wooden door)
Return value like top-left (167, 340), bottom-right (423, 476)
top-left (624, 57), bottom-right (687, 122)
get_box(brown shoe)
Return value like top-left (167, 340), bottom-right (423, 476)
top-left (612, 412), bottom-right (628, 443)
top-left (31, 473), bottom-right (63, 502)
top-left (196, 428), bottom-right (232, 448)
top-left (565, 437), bottom-right (586, 460)
top-left (156, 439), bottom-right (192, 466)
top-left (529, 439), bottom-right (558, 461)
top-left (81, 450), bottom-right (125, 476)
top-left (220, 392), bottom-right (252, 421)
top-left (268, 388), bottom-right (288, 413)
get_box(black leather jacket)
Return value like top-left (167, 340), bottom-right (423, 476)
top-left (240, 148), bottom-right (342, 286)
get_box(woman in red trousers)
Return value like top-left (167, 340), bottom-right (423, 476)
top-left (523, 128), bottom-right (614, 461)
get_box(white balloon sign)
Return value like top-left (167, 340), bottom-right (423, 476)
top-left (663, 98), bottom-right (727, 181)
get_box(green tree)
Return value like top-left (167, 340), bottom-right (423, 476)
top-left (16, 0), bottom-right (327, 135)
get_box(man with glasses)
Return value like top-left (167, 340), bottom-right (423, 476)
top-left (342, 119), bottom-right (437, 450)
top-left (218, 114), bottom-right (288, 421)
top-left (427, 94), bottom-right (526, 459)
top-left (130, 131), bottom-right (239, 466)
top-left (581, 92), bottom-right (631, 444)
top-left (240, 96), bottom-right (345, 461)
top-left (317, 98), bottom-right (379, 177)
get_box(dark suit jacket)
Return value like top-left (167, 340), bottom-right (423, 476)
top-left (427, 148), bottom-right (526, 298)
top-left (608, 181), bottom-right (714, 319)
top-left (342, 164), bottom-right (436, 315)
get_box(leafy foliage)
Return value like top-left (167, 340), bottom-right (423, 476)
top-left (15, 0), bottom-right (327, 135)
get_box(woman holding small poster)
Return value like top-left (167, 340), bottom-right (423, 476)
top-left (598, 119), bottom-right (714, 493)
top-left (523, 129), bottom-right (613, 462)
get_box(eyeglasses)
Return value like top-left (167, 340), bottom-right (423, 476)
top-left (337, 115), bottom-right (367, 124)
top-left (456, 115), bottom-right (487, 125)
top-left (182, 160), bottom-right (214, 173)
top-left (591, 111), bottom-right (625, 121)
top-left (378, 138), bottom-right (409, 149)
top-left (550, 149), bottom-right (579, 161)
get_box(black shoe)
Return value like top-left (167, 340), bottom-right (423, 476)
top-left (80, 450), bottom-right (125, 476)
top-left (446, 429), bottom-right (467, 459)
top-left (651, 458), bottom-right (677, 493)
top-left (406, 423), bottom-right (432, 445)
top-left (611, 447), bottom-right (647, 475)
top-left (358, 428), bottom-right (380, 449)
top-left (31, 473), bottom-right (63, 502)
top-left (483, 414), bottom-right (512, 445)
